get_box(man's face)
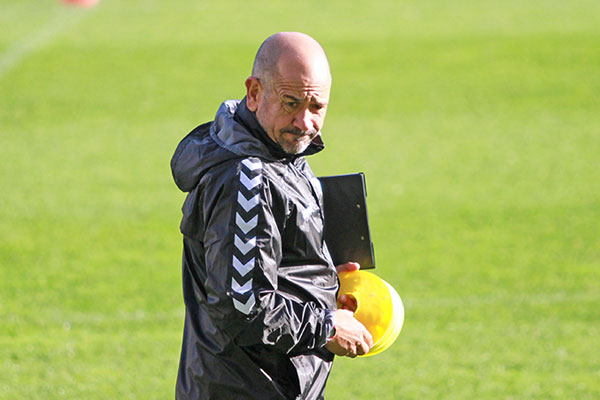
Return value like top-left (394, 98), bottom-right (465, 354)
top-left (247, 62), bottom-right (331, 155)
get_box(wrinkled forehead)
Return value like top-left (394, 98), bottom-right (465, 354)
top-left (272, 78), bottom-right (330, 103)
top-left (272, 72), bottom-right (331, 103)
top-left (270, 53), bottom-right (331, 99)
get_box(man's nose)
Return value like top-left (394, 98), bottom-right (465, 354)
top-left (293, 107), bottom-right (313, 132)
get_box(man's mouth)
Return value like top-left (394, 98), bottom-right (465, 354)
top-left (281, 128), bottom-right (317, 138)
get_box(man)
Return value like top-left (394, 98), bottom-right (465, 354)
top-left (171, 32), bottom-right (373, 400)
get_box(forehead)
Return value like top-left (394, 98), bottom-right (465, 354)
top-left (270, 57), bottom-right (331, 102)
top-left (271, 75), bottom-right (331, 103)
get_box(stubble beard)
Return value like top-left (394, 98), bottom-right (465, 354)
top-left (256, 109), bottom-right (316, 154)
top-left (254, 97), bottom-right (317, 155)
top-left (278, 131), bottom-right (314, 155)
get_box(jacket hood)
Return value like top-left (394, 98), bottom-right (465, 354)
top-left (171, 99), bottom-right (324, 192)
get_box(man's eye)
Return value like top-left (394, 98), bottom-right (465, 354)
top-left (286, 101), bottom-right (299, 108)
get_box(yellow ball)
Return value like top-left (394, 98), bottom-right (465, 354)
top-left (337, 270), bottom-right (404, 357)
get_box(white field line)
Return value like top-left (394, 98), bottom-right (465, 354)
top-left (0, 9), bottom-right (91, 80)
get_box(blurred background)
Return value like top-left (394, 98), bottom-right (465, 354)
top-left (1, 0), bottom-right (599, 398)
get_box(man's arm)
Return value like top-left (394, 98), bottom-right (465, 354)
top-left (197, 157), bottom-right (335, 353)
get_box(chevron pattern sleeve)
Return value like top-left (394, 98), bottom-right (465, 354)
top-left (230, 158), bottom-right (262, 315)
top-left (199, 157), bottom-right (333, 354)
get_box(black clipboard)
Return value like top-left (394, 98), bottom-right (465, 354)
top-left (318, 173), bottom-right (375, 269)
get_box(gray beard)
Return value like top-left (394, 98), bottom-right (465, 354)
top-left (255, 108), bottom-right (313, 154)
top-left (278, 135), bottom-right (311, 155)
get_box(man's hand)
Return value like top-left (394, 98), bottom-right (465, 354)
top-left (336, 261), bottom-right (360, 274)
top-left (336, 262), bottom-right (360, 311)
top-left (325, 309), bottom-right (373, 358)
top-left (329, 262), bottom-right (372, 357)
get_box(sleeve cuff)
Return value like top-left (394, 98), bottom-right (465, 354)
top-left (321, 309), bottom-right (336, 345)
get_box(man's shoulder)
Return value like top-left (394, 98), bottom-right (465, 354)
top-left (202, 157), bottom-right (291, 198)
top-left (202, 156), bottom-right (266, 182)
top-left (171, 121), bottom-right (213, 169)
top-left (177, 121), bottom-right (212, 149)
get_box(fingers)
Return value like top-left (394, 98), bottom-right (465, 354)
top-left (339, 329), bottom-right (373, 357)
top-left (356, 328), bottom-right (373, 356)
top-left (335, 262), bottom-right (360, 274)
top-left (338, 294), bottom-right (358, 311)
top-left (356, 341), bottom-right (368, 356)
top-left (364, 329), bottom-right (374, 349)
top-left (325, 309), bottom-right (374, 358)
top-left (344, 337), bottom-right (370, 357)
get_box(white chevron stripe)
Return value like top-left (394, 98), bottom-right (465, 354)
top-left (233, 294), bottom-right (256, 315)
top-left (240, 171), bottom-right (261, 190)
top-left (232, 256), bottom-right (254, 277)
top-left (232, 277), bottom-right (253, 294)
top-left (234, 235), bottom-right (256, 255)
top-left (237, 192), bottom-right (260, 212)
top-left (236, 213), bottom-right (258, 234)
top-left (242, 159), bottom-right (262, 171)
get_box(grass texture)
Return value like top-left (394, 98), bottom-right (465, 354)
top-left (1, 0), bottom-right (599, 398)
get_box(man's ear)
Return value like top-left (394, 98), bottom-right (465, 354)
top-left (245, 77), bottom-right (261, 112)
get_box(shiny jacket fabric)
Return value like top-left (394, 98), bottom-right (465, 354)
top-left (171, 99), bottom-right (338, 400)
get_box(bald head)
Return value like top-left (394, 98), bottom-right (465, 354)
top-left (252, 32), bottom-right (331, 87)
top-left (245, 32), bottom-right (332, 155)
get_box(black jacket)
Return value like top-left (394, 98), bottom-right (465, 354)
top-left (171, 99), bottom-right (338, 400)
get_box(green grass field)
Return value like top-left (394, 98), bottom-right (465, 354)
top-left (1, 0), bottom-right (599, 398)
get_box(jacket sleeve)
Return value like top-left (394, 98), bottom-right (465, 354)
top-left (199, 157), bottom-right (334, 354)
